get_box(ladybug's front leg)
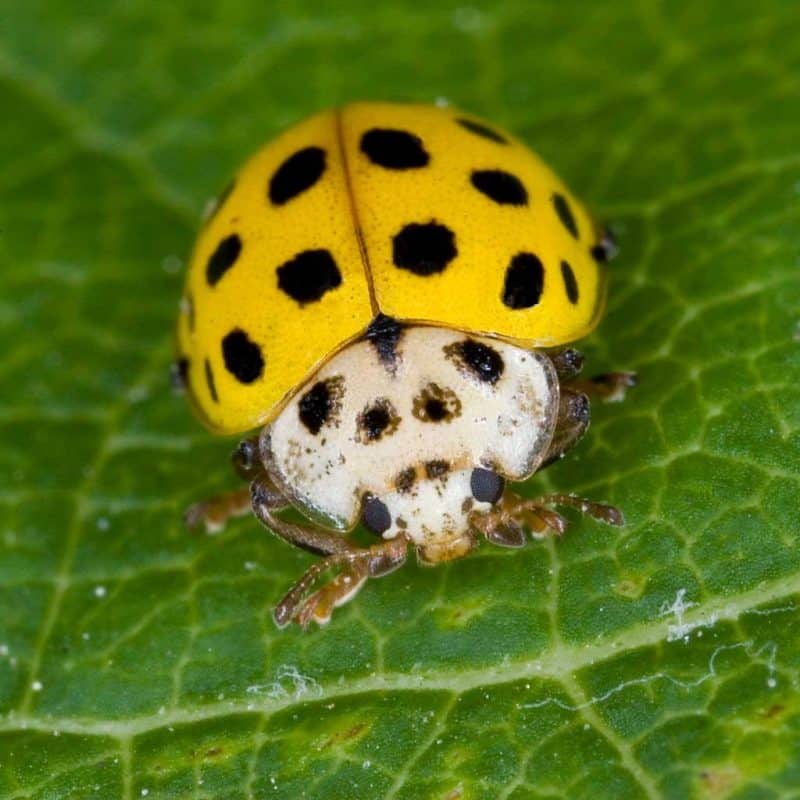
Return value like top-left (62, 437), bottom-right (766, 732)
top-left (471, 492), bottom-right (623, 547)
top-left (273, 536), bottom-right (408, 629)
top-left (250, 480), bottom-right (409, 628)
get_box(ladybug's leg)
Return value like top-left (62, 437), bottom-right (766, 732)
top-left (550, 347), bottom-right (637, 402)
top-left (471, 491), bottom-right (623, 547)
top-left (184, 438), bottom-right (286, 533)
top-left (250, 480), bottom-right (409, 627)
top-left (277, 537), bottom-right (408, 629)
top-left (541, 387), bottom-right (590, 467)
top-left (570, 372), bottom-right (637, 402)
top-left (250, 479), bottom-right (354, 558)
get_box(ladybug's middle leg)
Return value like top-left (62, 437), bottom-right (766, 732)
top-left (184, 437), bottom-right (281, 532)
top-left (550, 347), bottom-right (637, 403)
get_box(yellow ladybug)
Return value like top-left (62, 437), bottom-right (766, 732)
top-left (175, 102), bottom-right (634, 628)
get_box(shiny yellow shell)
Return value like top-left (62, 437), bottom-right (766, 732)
top-left (176, 102), bottom-right (613, 434)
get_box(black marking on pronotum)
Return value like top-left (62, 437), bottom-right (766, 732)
top-left (364, 313), bottom-right (405, 369)
top-left (412, 383), bottom-right (462, 423)
top-left (445, 339), bottom-right (505, 385)
top-left (362, 495), bottom-right (392, 535)
top-left (298, 376), bottom-right (343, 435)
top-left (425, 459), bottom-right (450, 479)
top-left (395, 466), bottom-right (417, 494)
top-left (357, 397), bottom-right (399, 443)
top-left (470, 468), bottom-right (505, 503)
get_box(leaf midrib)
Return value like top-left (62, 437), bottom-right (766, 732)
top-left (4, 569), bottom-right (797, 740)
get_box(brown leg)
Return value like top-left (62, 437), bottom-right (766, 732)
top-left (549, 347), bottom-right (636, 403)
top-left (184, 437), bottom-right (276, 533)
top-left (250, 483), bottom-right (410, 628)
top-left (250, 480), bottom-right (354, 557)
top-left (541, 388), bottom-right (591, 467)
top-left (472, 489), bottom-right (623, 546)
top-left (268, 528), bottom-right (409, 629)
top-left (184, 487), bottom-right (254, 533)
top-left (550, 348), bottom-right (585, 381)
top-left (571, 372), bottom-right (637, 402)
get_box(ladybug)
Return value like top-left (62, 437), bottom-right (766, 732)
top-left (174, 102), bottom-right (635, 628)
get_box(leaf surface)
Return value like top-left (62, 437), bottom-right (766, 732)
top-left (1, 2), bottom-right (799, 798)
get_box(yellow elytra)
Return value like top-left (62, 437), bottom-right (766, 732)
top-left (176, 102), bottom-right (614, 434)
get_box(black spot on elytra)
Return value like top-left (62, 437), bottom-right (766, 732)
top-left (412, 383), bottom-right (462, 423)
top-left (470, 170), bottom-right (528, 206)
top-left (204, 358), bottom-right (219, 402)
top-left (360, 128), bottom-right (429, 169)
top-left (171, 357), bottom-right (189, 392)
top-left (425, 460), bottom-right (449, 479)
top-left (393, 222), bottom-right (457, 276)
top-left (206, 234), bottom-right (242, 286)
top-left (445, 339), bottom-right (505, 385)
top-left (356, 398), bottom-right (399, 443)
top-left (269, 146), bottom-right (326, 205)
top-left (204, 178), bottom-right (235, 226)
top-left (552, 193), bottom-right (579, 239)
top-left (298, 377), bottom-right (343, 435)
top-left (221, 329), bottom-right (264, 384)
top-left (502, 252), bottom-right (544, 309)
top-left (395, 467), bottom-right (417, 494)
top-left (277, 249), bottom-right (342, 304)
top-left (470, 468), bottom-right (505, 503)
top-left (591, 228), bottom-right (619, 263)
top-left (365, 314), bottom-right (404, 369)
top-left (362, 495), bottom-right (392, 535)
top-left (456, 117), bottom-right (508, 144)
top-left (561, 260), bottom-right (579, 304)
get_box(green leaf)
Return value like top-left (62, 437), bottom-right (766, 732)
top-left (1, 2), bottom-right (798, 798)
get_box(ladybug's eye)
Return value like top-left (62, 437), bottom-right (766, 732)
top-left (362, 495), bottom-right (392, 535)
top-left (470, 468), bottom-right (505, 504)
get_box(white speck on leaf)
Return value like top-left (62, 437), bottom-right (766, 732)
top-left (161, 254), bottom-right (182, 274)
top-left (453, 7), bottom-right (486, 32)
top-left (96, 516), bottom-right (110, 531)
top-left (247, 665), bottom-right (321, 700)
top-left (94, 585), bottom-right (107, 598)
top-left (32, 681), bottom-right (43, 692)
